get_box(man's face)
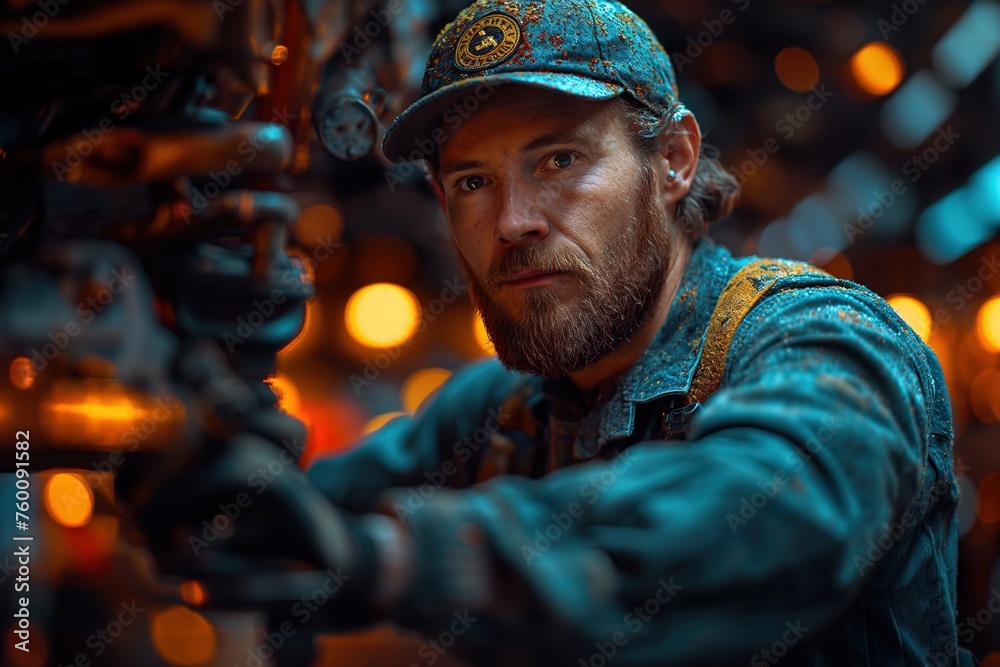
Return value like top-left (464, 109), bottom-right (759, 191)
top-left (434, 85), bottom-right (675, 378)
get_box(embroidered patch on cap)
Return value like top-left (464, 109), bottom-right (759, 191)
top-left (454, 12), bottom-right (522, 71)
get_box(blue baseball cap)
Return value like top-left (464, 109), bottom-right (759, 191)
top-left (381, 0), bottom-right (681, 163)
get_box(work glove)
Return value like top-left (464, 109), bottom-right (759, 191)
top-left (117, 428), bottom-right (383, 626)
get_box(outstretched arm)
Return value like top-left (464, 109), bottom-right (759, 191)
top-left (367, 284), bottom-right (953, 666)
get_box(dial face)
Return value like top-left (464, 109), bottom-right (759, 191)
top-left (318, 99), bottom-right (376, 161)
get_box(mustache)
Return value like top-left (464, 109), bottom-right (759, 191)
top-left (485, 244), bottom-right (594, 287)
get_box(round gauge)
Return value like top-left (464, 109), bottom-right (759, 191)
top-left (315, 97), bottom-right (378, 161)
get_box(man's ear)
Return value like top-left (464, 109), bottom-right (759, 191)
top-left (653, 112), bottom-right (701, 206)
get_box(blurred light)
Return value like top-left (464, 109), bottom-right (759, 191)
top-left (295, 204), bottom-right (343, 247)
top-left (826, 151), bottom-right (914, 240)
top-left (969, 369), bottom-right (1000, 423)
top-left (977, 296), bottom-right (1000, 352)
top-left (971, 154), bottom-right (1000, 222)
top-left (44, 473), bottom-right (93, 528)
top-left (40, 380), bottom-right (185, 450)
top-left (297, 398), bottom-right (369, 466)
top-left (785, 194), bottom-right (846, 258)
top-left (978, 472), bottom-right (1000, 524)
top-left (774, 47), bottom-right (820, 92)
top-left (916, 189), bottom-right (992, 264)
top-left (473, 312), bottom-right (495, 356)
top-left (180, 581), bottom-right (207, 607)
top-left (887, 294), bottom-right (932, 341)
top-left (928, 329), bottom-right (954, 386)
top-left (402, 368), bottom-right (452, 414)
top-left (270, 45), bottom-right (289, 66)
top-left (881, 71), bottom-right (956, 149)
top-left (851, 42), bottom-right (905, 95)
top-left (345, 283), bottom-right (420, 348)
top-left (266, 374), bottom-right (303, 419)
top-left (917, 155), bottom-right (1000, 263)
top-left (9, 357), bottom-right (34, 389)
top-left (982, 651), bottom-right (1000, 667)
top-left (362, 411), bottom-right (406, 435)
top-left (932, 0), bottom-right (1000, 88)
top-left (151, 606), bottom-right (216, 666)
top-left (757, 220), bottom-right (796, 261)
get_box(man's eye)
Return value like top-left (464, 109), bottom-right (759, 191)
top-left (459, 175), bottom-right (487, 192)
top-left (543, 152), bottom-right (577, 170)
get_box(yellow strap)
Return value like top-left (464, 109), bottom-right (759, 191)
top-left (687, 258), bottom-right (830, 405)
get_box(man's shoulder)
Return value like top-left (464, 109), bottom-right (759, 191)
top-left (719, 253), bottom-right (946, 419)
top-left (725, 251), bottom-right (891, 314)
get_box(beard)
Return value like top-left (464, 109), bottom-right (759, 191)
top-left (460, 163), bottom-right (675, 378)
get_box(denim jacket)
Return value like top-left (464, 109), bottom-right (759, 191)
top-left (308, 238), bottom-right (961, 666)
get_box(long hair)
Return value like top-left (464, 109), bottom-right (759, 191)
top-left (613, 97), bottom-right (740, 237)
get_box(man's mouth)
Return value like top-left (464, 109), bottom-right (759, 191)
top-left (502, 269), bottom-right (566, 288)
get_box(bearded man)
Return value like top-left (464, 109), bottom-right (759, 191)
top-left (147, 1), bottom-right (967, 664)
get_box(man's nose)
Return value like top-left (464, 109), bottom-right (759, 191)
top-left (494, 178), bottom-right (550, 245)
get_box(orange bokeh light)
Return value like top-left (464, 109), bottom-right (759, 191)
top-left (44, 473), bottom-right (93, 528)
top-left (851, 42), bottom-right (904, 96)
top-left (9, 357), bottom-right (34, 389)
top-left (775, 47), bottom-right (820, 92)
top-left (150, 606), bottom-right (216, 666)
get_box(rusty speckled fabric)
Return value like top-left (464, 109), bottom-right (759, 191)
top-left (381, 0), bottom-right (681, 163)
top-left (309, 238), bottom-right (962, 666)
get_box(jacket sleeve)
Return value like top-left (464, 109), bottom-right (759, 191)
top-left (373, 283), bottom-right (938, 666)
top-left (307, 358), bottom-right (525, 514)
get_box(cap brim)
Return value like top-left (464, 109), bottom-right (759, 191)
top-left (381, 72), bottom-right (624, 163)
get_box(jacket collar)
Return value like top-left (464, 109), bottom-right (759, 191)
top-left (535, 237), bottom-right (734, 455)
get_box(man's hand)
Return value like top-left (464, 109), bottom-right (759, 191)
top-left (117, 432), bottom-right (379, 614)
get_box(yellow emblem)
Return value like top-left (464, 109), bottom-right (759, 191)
top-left (454, 13), bottom-right (522, 71)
